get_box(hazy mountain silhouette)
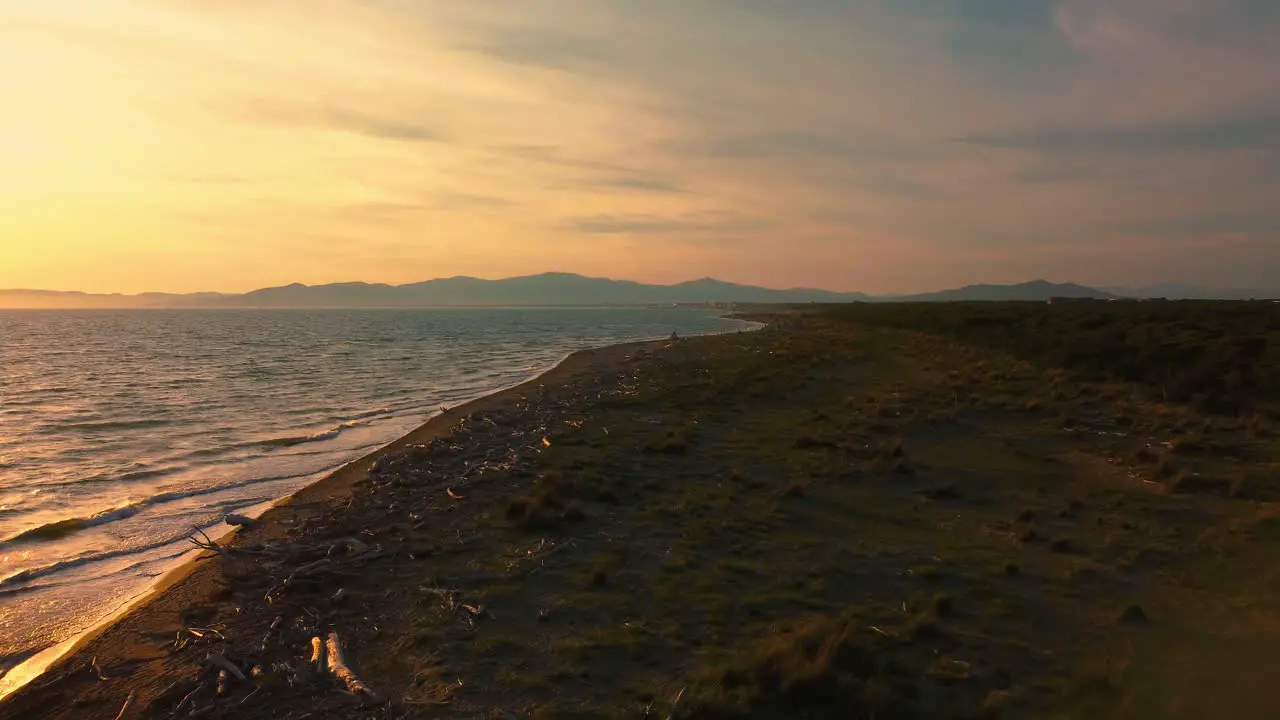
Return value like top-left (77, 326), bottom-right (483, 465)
top-left (0, 274), bottom-right (866, 308)
top-left (0, 274), bottom-right (1153, 308)
top-left (888, 280), bottom-right (1118, 302)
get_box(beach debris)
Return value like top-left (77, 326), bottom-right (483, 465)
top-left (259, 616), bottom-right (282, 653)
top-left (113, 690), bottom-right (135, 720)
top-left (667, 686), bottom-right (687, 720)
top-left (88, 655), bottom-right (110, 681)
top-left (77, 349), bottom-right (664, 718)
top-left (421, 585), bottom-right (460, 612)
top-left (310, 636), bottom-right (326, 674)
top-left (216, 670), bottom-right (230, 697)
top-left (188, 527), bottom-right (227, 557)
top-left (1119, 604), bottom-right (1148, 624)
top-left (459, 603), bottom-right (487, 629)
top-left (283, 559), bottom-right (330, 586)
top-left (325, 537), bottom-right (371, 557)
top-left (173, 680), bottom-right (211, 717)
top-left (239, 688), bottom-right (261, 707)
top-left (324, 632), bottom-right (380, 702)
top-left (224, 513), bottom-right (259, 528)
top-left (207, 652), bottom-right (246, 683)
top-left (172, 626), bottom-right (226, 651)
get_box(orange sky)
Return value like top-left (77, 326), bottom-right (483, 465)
top-left (1, 0), bottom-right (1278, 294)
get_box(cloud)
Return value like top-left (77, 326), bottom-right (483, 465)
top-left (585, 176), bottom-right (685, 193)
top-left (430, 192), bottom-right (518, 210)
top-left (492, 144), bottom-right (630, 173)
top-left (958, 112), bottom-right (1280, 153)
top-left (665, 132), bottom-right (860, 160)
top-left (491, 144), bottom-right (685, 193)
top-left (318, 108), bottom-right (440, 143)
top-left (563, 212), bottom-right (770, 236)
top-left (463, 23), bottom-right (617, 72)
top-left (234, 99), bottom-right (442, 143)
top-left (1008, 165), bottom-right (1102, 185)
top-left (5, 0), bottom-right (1280, 294)
top-left (174, 174), bottom-right (251, 185)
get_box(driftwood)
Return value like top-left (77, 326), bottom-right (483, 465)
top-left (207, 653), bottom-right (246, 682)
top-left (260, 616), bottom-right (282, 652)
top-left (284, 559), bottom-right (330, 586)
top-left (147, 360), bottom-right (638, 715)
top-left (322, 632), bottom-right (380, 702)
top-left (325, 538), bottom-right (370, 557)
top-left (667, 686), bottom-right (687, 720)
top-left (173, 679), bottom-right (210, 716)
top-left (310, 636), bottom-right (326, 676)
top-left (224, 513), bottom-right (259, 528)
top-left (188, 528), bottom-right (226, 557)
top-left (113, 691), bottom-right (135, 720)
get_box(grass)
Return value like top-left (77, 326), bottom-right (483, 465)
top-left (824, 300), bottom-right (1280, 417)
top-left (135, 304), bottom-right (1280, 719)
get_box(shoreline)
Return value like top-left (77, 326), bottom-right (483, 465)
top-left (6, 305), bottom-right (1269, 717)
top-left (0, 313), bottom-right (759, 700)
top-left (0, 332), bottom-right (692, 713)
top-left (0, 347), bottom-right (565, 699)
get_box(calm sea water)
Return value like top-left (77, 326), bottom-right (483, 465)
top-left (0, 307), bottom-right (751, 680)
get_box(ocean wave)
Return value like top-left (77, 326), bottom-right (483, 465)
top-left (252, 419), bottom-right (370, 448)
top-left (0, 581), bottom-right (59, 597)
top-left (163, 377), bottom-right (210, 387)
top-left (3, 503), bottom-right (144, 543)
top-left (39, 418), bottom-right (175, 434)
top-left (345, 407), bottom-right (394, 421)
top-left (0, 528), bottom-right (199, 589)
top-left (29, 465), bottom-right (177, 492)
top-left (1, 469), bottom-right (323, 546)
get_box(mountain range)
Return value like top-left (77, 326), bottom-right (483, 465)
top-left (0, 274), bottom-right (1273, 309)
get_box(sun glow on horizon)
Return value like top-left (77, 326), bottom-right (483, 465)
top-left (2, 0), bottom-right (1278, 294)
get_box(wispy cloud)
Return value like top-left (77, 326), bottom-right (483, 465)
top-left (2, 0), bottom-right (1279, 294)
top-left (563, 212), bottom-right (770, 236)
top-left (463, 24), bottom-right (618, 73)
top-left (958, 112), bottom-right (1280, 153)
top-left (232, 99), bottom-right (442, 143)
top-left (585, 176), bottom-right (685, 194)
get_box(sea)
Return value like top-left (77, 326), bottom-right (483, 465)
top-left (0, 307), bottom-right (754, 688)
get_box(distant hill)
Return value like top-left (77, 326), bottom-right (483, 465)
top-left (1102, 283), bottom-right (1279, 300)
top-left (0, 289), bottom-right (229, 309)
top-left (888, 280), bottom-right (1118, 302)
top-left (21, 276), bottom-right (1234, 309)
top-left (0, 274), bottom-right (868, 309)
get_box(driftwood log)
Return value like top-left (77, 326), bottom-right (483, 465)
top-left (324, 632), bottom-right (380, 702)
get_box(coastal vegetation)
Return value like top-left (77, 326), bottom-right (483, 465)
top-left (830, 300), bottom-right (1280, 416)
top-left (7, 303), bottom-right (1279, 719)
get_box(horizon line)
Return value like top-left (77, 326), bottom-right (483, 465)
top-left (0, 272), bottom-right (1146, 298)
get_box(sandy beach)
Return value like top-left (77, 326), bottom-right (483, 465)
top-left (0, 333), bottom-right (678, 719)
top-left (4, 306), bottom-right (1279, 718)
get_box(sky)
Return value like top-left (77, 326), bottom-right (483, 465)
top-left (1, 0), bottom-right (1278, 295)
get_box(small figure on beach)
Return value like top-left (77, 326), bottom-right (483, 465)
top-left (669, 330), bottom-right (680, 342)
